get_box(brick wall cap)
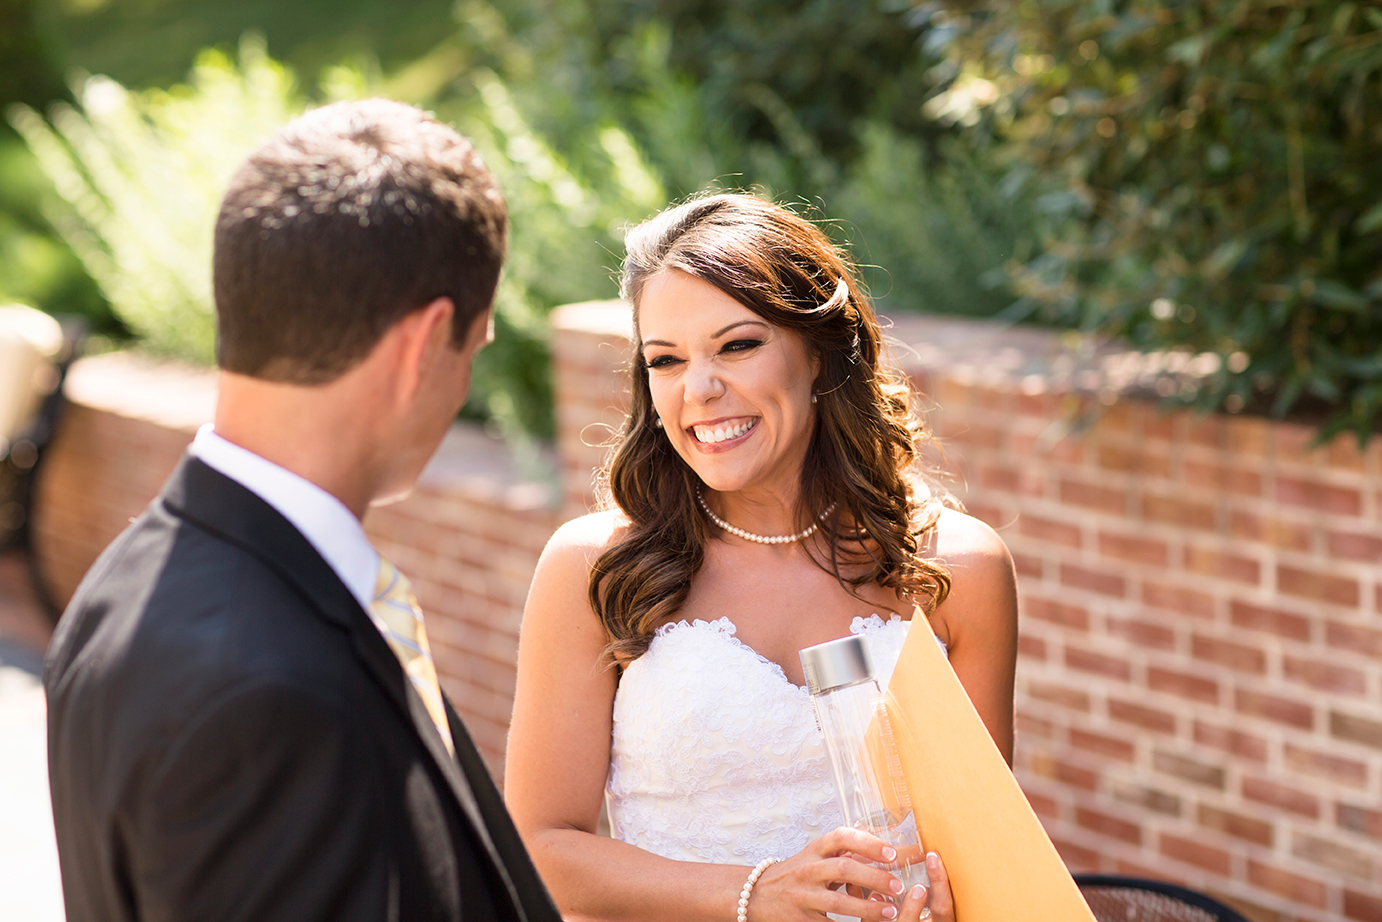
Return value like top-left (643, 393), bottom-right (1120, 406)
top-left (551, 300), bottom-right (632, 339)
top-left (65, 351), bottom-right (217, 433)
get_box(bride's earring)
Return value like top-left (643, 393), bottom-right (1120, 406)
top-left (810, 393), bottom-right (818, 404)
top-left (654, 416), bottom-right (664, 429)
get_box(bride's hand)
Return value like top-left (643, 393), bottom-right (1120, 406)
top-left (746, 828), bottom-right (954, 921)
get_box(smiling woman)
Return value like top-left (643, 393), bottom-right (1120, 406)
top-left (504, 193), bottom-right (1018, 922)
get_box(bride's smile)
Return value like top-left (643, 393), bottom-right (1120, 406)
top-left (690, 416), bottom-right (758, 445)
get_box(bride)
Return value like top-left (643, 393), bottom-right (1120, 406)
top-left (505, 193), bottom-right (1018, 921)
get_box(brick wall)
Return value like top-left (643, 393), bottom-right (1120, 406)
top-left (32, 307), bottom-right (1382, 922)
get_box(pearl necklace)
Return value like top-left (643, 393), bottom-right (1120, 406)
top-left (696, 490), bottom-right (836, 545)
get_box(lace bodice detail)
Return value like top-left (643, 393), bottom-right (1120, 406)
top-left (606, 615), bottom-right (919, 865)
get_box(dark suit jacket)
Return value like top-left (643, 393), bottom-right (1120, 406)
top-left (45, 455), bottom-right (561, 922)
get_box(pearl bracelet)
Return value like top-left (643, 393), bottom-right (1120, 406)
top-left (736, 857), bottom-right (779, 922)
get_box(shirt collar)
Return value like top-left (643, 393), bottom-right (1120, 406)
top-left (189, 424), bottom-right (379, 613)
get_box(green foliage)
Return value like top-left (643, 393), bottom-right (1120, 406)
top-left (929, 0), bottom-right (1382, 441)
top-left (8, 37), bottom-right (307, 363)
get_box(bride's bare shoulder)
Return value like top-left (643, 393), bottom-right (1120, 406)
top-left (539, 508), bottom-right (632, 571)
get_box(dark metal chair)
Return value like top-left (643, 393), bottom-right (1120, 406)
top-left (1075, 874), bottom-right (1251, 922)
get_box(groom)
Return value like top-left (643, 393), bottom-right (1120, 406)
top-left (45, 99), bottom-right (560, 921)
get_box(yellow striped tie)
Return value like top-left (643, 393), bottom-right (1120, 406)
top-left (372, 558), bottom-right (455, 756)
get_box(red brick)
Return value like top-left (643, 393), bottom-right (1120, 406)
top-left (1025, 791), bottom-right (1059, 820)
top-left (1332, 710), bottom-right (1382, 749)
top-left (1108, 698), bottom-right (1176, 734)
top-left (1140, 581), bottom-right (1217, 619)
top-left (1028, 753), bottom-right (1098, 791)
top-left (1024, 596), bottom-right (1090, 631)
top-left (1228, 510), bottom-right (1313, 551)
top-left (1197, 804), bottom-right (1273, 846)
top-left (1142, 493), bottom-right (1217, 530)
top-left (1051, 837), bottom-right (1101, 871)
top-left (1099, 530), bottom-right (1170, 567)
top-left (1065, 645), bottom-right (1132, 682)
top-left (1230, 600), bottom-right (1312, 641)
top-left (1191, 633), bottom-right (1267, 673)
top-left (1143, 411), bottom-right (1177, 441)
top-left (1153, 750), bottom-right (1226, 789)
top-left (1017, 634), bottom-right (1047, 660)
top-left (1158, 833), bottom-right (1230, 876)
top-left (1327, 620), bottom-right (1382, 657)
top-left (963, 501), bottom-right (1004, 529)
top-left (1059, 477), bottom-right (1127, 514)
top-left (1337, 802), bottom-right (1382, 839)
top-left (1235, 688), bottom-right (1313, 729)
top-left (1183, 544), bottom-right (1260, 584)
top-left (977, 463), bottom-right (1020, 493)
top-left (1246, 858), bottom-right (1328, 908)
top-left (950, 421), bottom-right (1006, 451)
top-left (1148, 666), bottom-right (1219, 703)
top-left (1060, 563), bottom-right (1127, 597)
top-left (1076, 806), bottom-right (1142, 844)
top-left (1278, 563), bottom-right (1360, 607)
top-left (1194, 721), bottom-right (1269, 762)
top-left (1284, 744), bottom-right (1369, 787)
top-left (1018, 513), bottom-right (1082, 548)
top-left (1011, 551), bottom-right (1043, 578)
top-left (1028, 681), bottom-right (1091, 712)
top-left (1070, 728), bottom-right (1136, 761)
top-left (1106, 616), bottom-right (1177, 649)
top-left (1328, 529), bottom-right (1382, 561)
top-left (1183, 458), bottom-right (1263, 496)
top-left (1344, 889), bottom-right (1382, 922)
top-left (1243, 776), bottom-right (1320, 818)
top-left (1185, 416), bottom-right (1227, 450)
top-left (1292, 832), bottom-right (1374, 879)
top-left (1111, 781), bottom-right (1181, 816)
top-left (1015, 710), bottom-right (1055, 739)
top-left (1097, 444), bottom-right (1171, 477)
top-left (1277, 475), bottom-right (1363, 516)
top-left (1283, 655), bottom-right (1366, 695)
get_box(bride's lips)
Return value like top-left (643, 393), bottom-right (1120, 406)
top-left (687, 416), bottom-right (759, 452)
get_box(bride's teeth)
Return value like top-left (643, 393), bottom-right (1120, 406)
top-left (694, 420), bottom-right (754, 443)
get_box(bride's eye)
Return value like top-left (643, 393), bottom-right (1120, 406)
top-left (722, 339), bottom-right (763, 354)
top-left (645, 354), bottom-right (680, 369)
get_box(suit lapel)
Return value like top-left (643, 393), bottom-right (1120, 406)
top-left (160, 455), bottom-right (527, 910)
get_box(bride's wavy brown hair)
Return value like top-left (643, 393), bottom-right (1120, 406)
top-left (591, 193), bottom-right (951, 666)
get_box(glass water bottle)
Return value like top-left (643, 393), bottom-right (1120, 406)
top-left (800, 634), bottom-right (929, 907)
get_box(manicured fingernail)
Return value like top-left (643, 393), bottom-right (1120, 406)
top-left (890, 877), bottom-right (905, 895)
top-left (911, 884), bottom-right (926, 899)
top-left (926, 851), bottom-right (940, 871)
top-left (882, 846), bottom-right (897, 862)
top-left (882, 906), bottom-right (898, 920)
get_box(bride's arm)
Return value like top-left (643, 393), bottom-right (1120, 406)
top-left (925, 507), bottom-right (1020, 766)
top-left (505, 514), bottom-right (926, 922)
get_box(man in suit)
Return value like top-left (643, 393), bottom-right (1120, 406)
top-left (44, 98), bottom-right (561, 922)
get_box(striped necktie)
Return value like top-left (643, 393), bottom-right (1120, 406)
top-left (372, 557), bottom-right (455, 756)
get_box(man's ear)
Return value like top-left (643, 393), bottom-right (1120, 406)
top-left (392, 297), bottom-right (456, 404)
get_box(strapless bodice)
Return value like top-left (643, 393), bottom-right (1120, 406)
top-left (605, 614), bottom-right (917, 864)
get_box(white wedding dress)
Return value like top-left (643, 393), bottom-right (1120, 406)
top-left (606, 614), bottom-right (930, 864)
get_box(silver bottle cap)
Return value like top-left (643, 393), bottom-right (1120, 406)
top-left (799, 634), bottom-right (875, 695)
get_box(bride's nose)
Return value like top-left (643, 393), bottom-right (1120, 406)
top-left (684, 360), bottom-right (725, 404)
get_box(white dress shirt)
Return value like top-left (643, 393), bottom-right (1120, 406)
top-left (190, 423), bottom-right (385, 631)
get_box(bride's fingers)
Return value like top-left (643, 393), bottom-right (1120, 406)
top-left (921, 852), bottom-right (954, 922)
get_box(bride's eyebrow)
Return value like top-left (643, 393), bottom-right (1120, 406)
top-left (641, 320), bottom-right (770, 350)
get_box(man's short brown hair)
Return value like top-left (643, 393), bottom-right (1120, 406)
top-left (213, 98), bottom-right (507, 383)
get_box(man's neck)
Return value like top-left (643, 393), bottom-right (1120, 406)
top-left (213, 371), bottom-right (386, 520)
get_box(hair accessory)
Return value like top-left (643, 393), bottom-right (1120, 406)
top-left (737, 857), bottom-right (779, 922)
top-left (697, 490), bottom-right (836, 545)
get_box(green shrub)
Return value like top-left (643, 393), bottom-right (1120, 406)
top-left (929, 0), bottom-right (1382, 441)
